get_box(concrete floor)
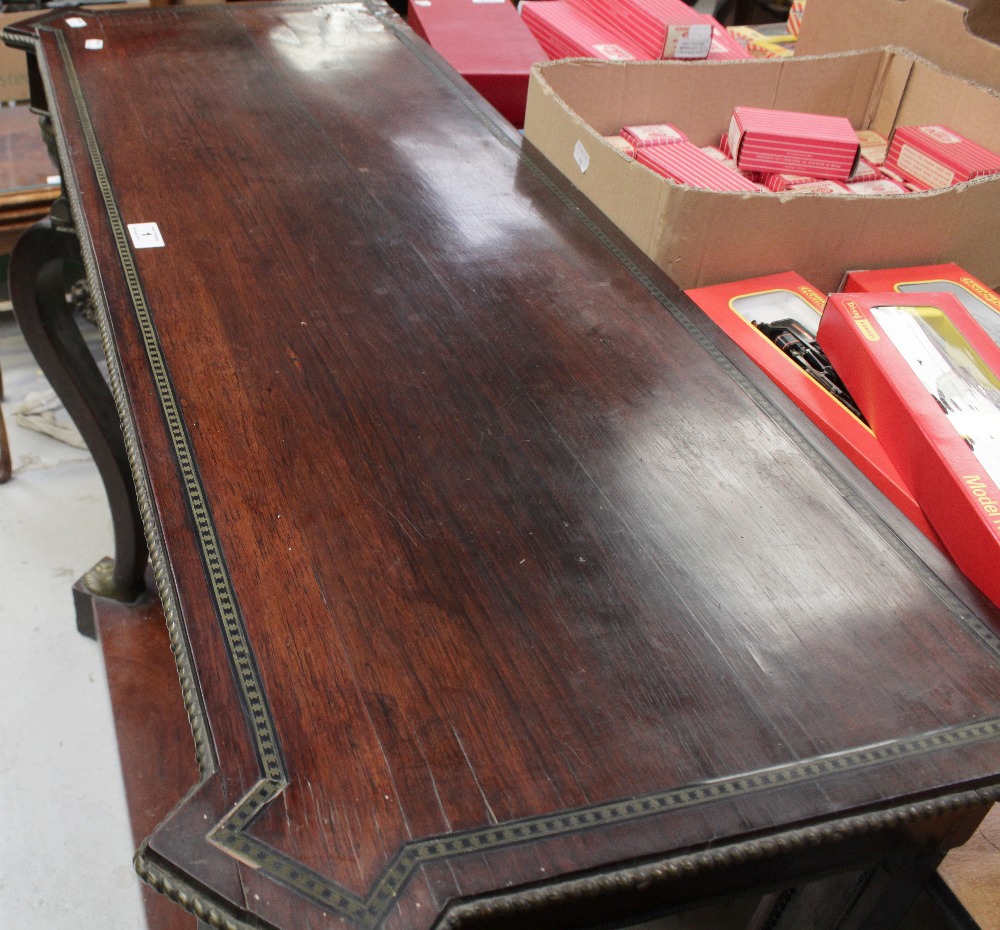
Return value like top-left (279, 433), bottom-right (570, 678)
top-left (0, 312), bottom-right (147, 929)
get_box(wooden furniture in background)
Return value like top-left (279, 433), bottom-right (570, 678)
top-left (6, 3), bottom-right (1000, 930)
top-left (0, 102), bottom-right (58, 482)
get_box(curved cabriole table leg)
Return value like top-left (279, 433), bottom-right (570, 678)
top-left (0, 394), bottom-right (10, 483)
top-left (9, 216), bottom-right (147, 636)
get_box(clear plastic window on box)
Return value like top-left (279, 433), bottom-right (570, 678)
top-left (871, 304), bottom-right (1000, 486)
top-left (730, 290), bottom-right (821, 336)
top-left (896, 281), bottom-right (1000, 347)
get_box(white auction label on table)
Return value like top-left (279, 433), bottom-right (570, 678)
top-left (127, 223), bottom-right (165, 249)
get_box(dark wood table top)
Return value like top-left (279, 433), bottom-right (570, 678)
top-left (8, 3), bottom-right (1000, 929)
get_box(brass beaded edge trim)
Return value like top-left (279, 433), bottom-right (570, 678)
top-left (135, 846), bottom-right (259, 930)
top-left (34, 25), bottom-right (216, 778)
top-left (37, 11), bottom-right (1000, 930)
top-left (149, 715), bottom-right (1000, 930)
top-left (52, 27), bottom-right (286, 787)
top-left (437, 784), bottom-right (1000, 930)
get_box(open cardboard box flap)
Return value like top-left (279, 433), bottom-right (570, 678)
top-left (524, 49), bottom-right (1000, 292)
top-left (796, 0), bottom-right (1000, 94)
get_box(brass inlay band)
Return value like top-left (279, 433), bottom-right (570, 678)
top-left (32, 9), bottom-right (1000, 930)
top-left (54, 28), bottom-right (286, 787)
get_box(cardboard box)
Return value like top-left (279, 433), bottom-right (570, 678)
top-left (841, 262), bottom-right (1000, 347)
top-left (408, 0), bottom-right (546, 128)
top-left (524, 49), bottom-right (1000, 291)
top-left (685, 273), bottom-right (939, 541)
top-left (796, 0), bottom-right (1000, 95)
top-left (0, 4), bottom-right (151, 102)
top-left (819, 291), bottom-right (1000, 606)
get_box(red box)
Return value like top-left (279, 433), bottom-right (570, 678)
top-left (520, 1), bottom-right (639, 61)
top-left (408, 0), bottom-right (545, 128)
top-left (842, 262), bottom-right (1000, 348)
top-left (685, 273), bottom-right (939, 542)
top-left (637, 141), bottom-right (761, 192)
top-left (786, 179), bottom-right (852, 194)
top-left (761, 171), bottom-right (821, 191)
top-left (728, 106), bottom-right (860, 181)
top-left (568, 0), bottom-right (714, 60)
top-left (620, 123), bottom-right (686, 148)
top-left (885, 125), bottom-right (1000, 190)
top-left (819, 292), bottom-right (1000, 606)
top-left (845, 177), bottom-right (908, 195)
top-left (847, 158), bottom-right (879, 183)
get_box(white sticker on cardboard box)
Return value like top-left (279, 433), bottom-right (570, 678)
top-left (46, 174), bottom-right (60, 186)
top-left (65, 17), bottom-right (87, 28)
top-left (85, 39), bottom-right (104, 50)
top-left (128, 223), bottom-right (165, 249)
top-left (573, 140), bottom-right (590, 174)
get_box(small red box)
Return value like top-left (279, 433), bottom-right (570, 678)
top-left (520, 1), bottom-right (639, 61)
top-left (637, 141), bottom-right (761, 192)
top-left (786, 179), bottom-right (852, 194)
top-left (842, 263), bottom-right (1000, 348)
top-left (845, 178), bottom-right (908, 195)
top-left (847, 158), bottom-right (879, 183)
top-left (685, 273), bottom-right (939, 542)
top-left (568, 0), bottom-right (714, 60)
top-left (885, 125), bottom-right (1000, 191)
top-left (620, 123), bottom-right (687, 149)
top-left (728, 107), bottom-right (860, 181)
top-left (761, 171), bottom-right (816, 192)
top-left (819, 292), bottom-right (1000, 606)
top-left (407, 0), bottom-right (545, 128)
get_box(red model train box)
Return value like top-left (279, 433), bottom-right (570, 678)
top-left (686, 273), bottom-right (938, 541)
top-left (841, 262), bottom-right (1000, 348)
top-left (818, 291), bottom-right (1000, 607)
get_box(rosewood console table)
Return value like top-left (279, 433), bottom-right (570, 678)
top-left (6, 4), bottom-right (1000, 929)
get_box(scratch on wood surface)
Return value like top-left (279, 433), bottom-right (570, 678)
top-left (360, 485), bottom-right (426, 544)
top-left (452, 724), bottom-right (498, 826)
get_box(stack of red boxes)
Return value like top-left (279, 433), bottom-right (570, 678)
top-left (519, 0), bottom-right (749, 63)
top-left (520, 2), bottom-right (639, 60)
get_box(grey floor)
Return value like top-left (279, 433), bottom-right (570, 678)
top-left (0, 310), bottom-right (147, 929)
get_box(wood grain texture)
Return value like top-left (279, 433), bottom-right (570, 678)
top-left (9, 3), bottom-right (1000, 929)
top-left (95, 569), bottom-right (198, 930)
